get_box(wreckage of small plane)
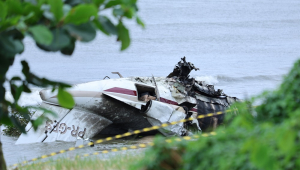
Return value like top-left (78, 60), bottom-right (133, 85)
top-left (16, 57), bottom-right (239, 144)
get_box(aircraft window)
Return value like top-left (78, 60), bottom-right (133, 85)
top-left (135, 84), bottom-right (157, 102)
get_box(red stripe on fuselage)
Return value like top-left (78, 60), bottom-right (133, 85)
top-left (160, 97), bottom-right (198, 112)
top-left (191, 108), bottom-right (198, 112)
top-left (104, 87), bottom-right (198, 112)
top-left (104, 87), bottom-right (137, 96)
top-left (160, 97), bottom-right (178, 105)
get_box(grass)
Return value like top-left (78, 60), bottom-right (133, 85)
top-left (17, 153), bottom-right (144, 170)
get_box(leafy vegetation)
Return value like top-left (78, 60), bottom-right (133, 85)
top-left (0, 0), bottom-right (143, 169)
top-left (132, 59), bottom-right (300, 170)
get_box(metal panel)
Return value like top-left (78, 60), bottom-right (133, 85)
top-left (15, 103), bottom-right (71, 145)
top-left (44, 108), bottom-right (112, 142)
top-left (144, 100), bottom-right (189, 136)
top-left (102, 91), bottom-right (145, 109)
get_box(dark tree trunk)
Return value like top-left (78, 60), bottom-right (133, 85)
top-left (0, 142), bottom-right (7, 170)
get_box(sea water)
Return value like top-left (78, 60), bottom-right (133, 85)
top-left (2, 0), bottom-right (300, 166)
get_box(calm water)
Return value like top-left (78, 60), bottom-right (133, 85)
top-left (2, 0), bottom-right (300, 166)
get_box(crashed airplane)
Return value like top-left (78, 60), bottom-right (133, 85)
top-left (16, 57), bottom-right (239, 144)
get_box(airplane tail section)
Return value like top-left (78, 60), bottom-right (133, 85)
top-left (16, 102), bottom-right (112, 144)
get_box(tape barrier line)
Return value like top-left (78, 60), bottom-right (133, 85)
top-left (79, 132), bottom-right (216, 158)
top-left (19, 132), bottom-right (217, 168)
top-left (12, 110), bottom-right (229, 168)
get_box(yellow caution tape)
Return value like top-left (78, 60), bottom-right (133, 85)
top-left (12, 109), bottom-right (229, 168)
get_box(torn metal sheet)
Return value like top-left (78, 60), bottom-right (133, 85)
top-left (102, 91), bottom-right (145, 109)
top-left (142, 100), bottom-right (197, 136)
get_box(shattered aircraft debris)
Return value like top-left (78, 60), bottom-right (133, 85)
top-left (16, 57), bottom-right (239, 144)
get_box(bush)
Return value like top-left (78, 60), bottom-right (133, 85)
top-left (132, 59), bottom-right (300, 170)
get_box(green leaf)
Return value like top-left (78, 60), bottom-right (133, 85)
top-left (122, 0), bottom-right (137, 5)
top-left (25, 0), bottom-right (38, 5)
top-left (28, 75), bottom-right (50, 87)
top-left (93, 0), bottom-right (105, 7)
top-left (21, 60), bottom-right (30, 76)
top-left (6, 0), bottom-right (24, 16)
top-left (36, 28), bottom-right (71, 51)
top-left (65, 0), bottom-right (83, 7)
top-left (22, 69), bottom-right (73, 88)
top-left (124, 8), bottom-right (135, 19)
top-left (41, 4), bottom-right (54, 21)
top-left (22, 82), bottom-right (31, 93)
top-left (113, 8), bottom-right (124, 16)
top-left (11, 76), bottom-right (22, 81)
top-left (10, 116), bottom-right (26, 133)
top-left (0, 1), bottom-right (8, 21)
top-left (64, 22), bottom-right (96, 42)
top-left (61, 37), bottom-right (76, 55)
top-left (7, 28), bottom-right (25, 40)
top-left (0, 85), bottom-right (6, 103)
top-left (95, 16), bottom-right (117, 35)
top-left (64, 4), bottom-right (98, 25)
top-left (136, 16), bottom-right (145, 28)
top-left (16, 20), bottom-right (27, 31)
top-left (117, 22), bottom-right (130, 50)
top-left (93, 20), bottom-right (108, 35)
top-left (0, 34), bottom-right (24, 57)
top-left (21, 9), bottom-right (35, 22)
top-left (250, 142), bottom-right (274, 170)
top-left (29, 25), bottom-right (53, 45)
top-left (15, 86), bottom-right (23, 102)
top-left (10, 83), bottom-right (23, 102)
top-left (0, 57), bottom-right (14, 90)
top-left (15, 105), bottom-right (31, 120)
top-left (0, 15), bottom-right (21, 32)
top-left (57, 87), bottom-right (75, 109)
top-left (104, 0), bottom-right (121, 9)
top-left (0, 107), bottom-right (11, 125)
top-left (23, 3), bottom-right (43, 24)
top-left (48, 0), bottom-right (64, 22)
top-left (32, 117), bottom-right (45, 130)
top-left (277, 130), bottom-right (296, 154)
top-left (58, 82), bottom-right (72, 88)
top-left (38, 0), bottom-right (47, 7)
